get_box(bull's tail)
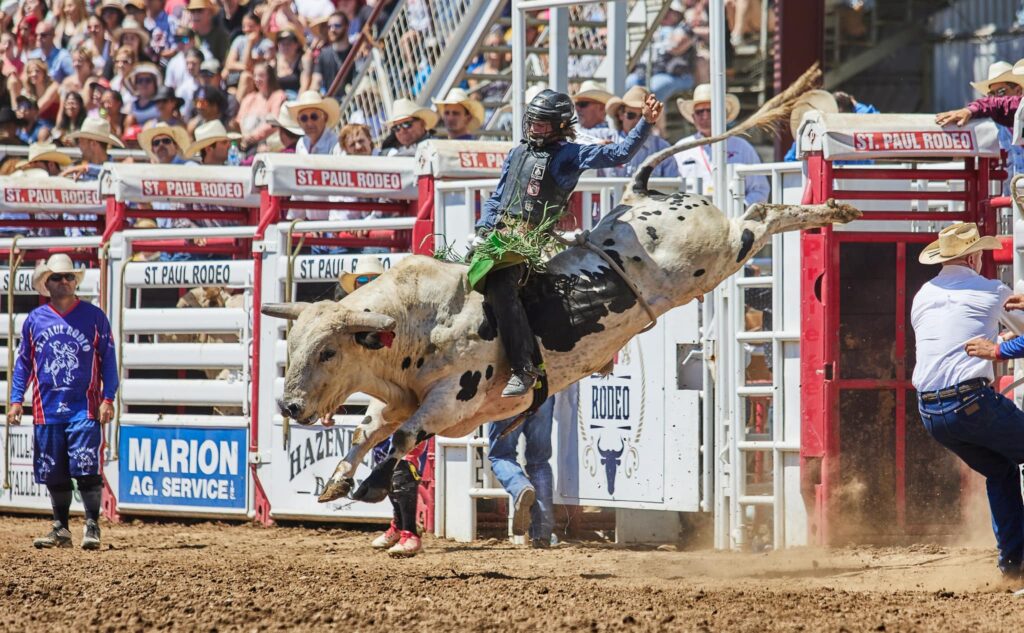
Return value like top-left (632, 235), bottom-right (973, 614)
top-left (629, 63), bottom-right (822, 198)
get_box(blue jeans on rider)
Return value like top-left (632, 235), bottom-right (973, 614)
top-left (918, 385), bottom-right (1024, 576)
top-left (487, 397), bottom-right (555, 542)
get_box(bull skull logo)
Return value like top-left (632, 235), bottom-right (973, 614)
top-left (597, 438), bottom-right (625, 495)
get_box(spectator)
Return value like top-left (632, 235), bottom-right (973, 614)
top-left (175, 48), bottom-right (205, 118)
top-left (188, 0), bottom-right (230, 63)
top-left (163, 27), bottom-right (195, 89)
top-left (51, 90), bottom-right (87, 145)
top-left (466, 30), bottom-right (509, 109)
top-left (336, 0), bottom-right (373, 45)
top-left (16, 15), bottom-right (40, 59)
top-left (263, 102), bottom-right (302, 153)
top-left (138, 121), bottom-right (191, 164)
top-left (0, 107), bottom-right (24, 175)
top-left (56, 0), bottom-right (89, 49)
top-left (273, 27), bottom-right (309, 98)
top-left (19, 59), bottom-right (60, 126)
top-left (224, 11), bottom-right (265, 92)
top-left (62, 116), bottom-right (124, 181)
top-left (236, 61), bottom-right (286, 149)
top-left (600, 86), bottom-right (678, 178)
top-left (198, 59), bottom-right (240, 120)
top-left (97, 0), bottom-right (126, 36)
top-left (100, 88), bottom-right (126, 139)
top-left (185, 119), bottom-right (239, 166)
top-left (109, 46), bottom-right (137, 97)
top-left (15, 142), bottom-right (72, 175)
top-left (726, 0), bottom-right (768, 47)
top-left (629, 2), bottom-right (696, 102)
top-left (146, 86), bottom-right (187, 129)
top-left (432, 87), bottom-right (483, 140)
top-left (124, 62), bottom-right (163, 127)
top-left (113, 16), bottom-right (154, 66)
top-left (31, 20), bottom-right (74, 85)
top-left (143, 0), bottom-right (173, 62)
top-left (123, 0), bottom-right (147, 30)
top-left (220, 0), bottom-right (251, 43)
top-left (337, 122), bottom-right (374, 156)
top-left (83, 77), bottom-right (108, 118)
top-left (384, 98), bottom-right (436, 156)
top-left (187, 85), bottom-right (236, 136)
top-left (1, 32), bottom-right (23, 83)
top-left (572, 80), bottom-right (613, 137)
top-left (674, 83), bottom-right (769, 204)
top-left (83, 15), bottom-right (111, 70)
top-left (59, 45), bottom-right (97, 96)
top-left (16, 96), bottom-right (49, 143)
top-left (288, 90), bottom-right (340, 155)
top-left (311, 12), bottom-right (352, 99)
top-left (784, 90), bottom-right (875, 163)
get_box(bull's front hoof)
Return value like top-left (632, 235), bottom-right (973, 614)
top-left (318, 477), bottom-right (354, 503)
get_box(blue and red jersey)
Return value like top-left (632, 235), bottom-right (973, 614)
top-left (11, 300), bottom-right (119, 425)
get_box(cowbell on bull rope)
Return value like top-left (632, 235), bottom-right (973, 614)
top-left (262, 64), bottom-right (861, 505)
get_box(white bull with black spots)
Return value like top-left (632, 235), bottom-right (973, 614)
top-left (262, 67), bottom-right (861, 504)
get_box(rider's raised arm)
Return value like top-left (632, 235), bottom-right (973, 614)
top-left (573, 118), bottom-right (652, 171)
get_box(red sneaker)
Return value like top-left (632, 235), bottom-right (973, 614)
top-left (387, 530), bottom-right (422, 557)
top-left (371, 524), bottom-right (401, 549)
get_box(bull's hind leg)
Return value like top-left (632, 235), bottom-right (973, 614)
top-left (739, 199), bottom-right (860, 234)
top-left (318, 400), bottom-right (403, 502)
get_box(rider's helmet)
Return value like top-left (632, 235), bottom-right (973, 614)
top-left (523, 89), bottom-right (576, 147)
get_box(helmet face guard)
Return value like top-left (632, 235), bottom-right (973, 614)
top-left (522, 89), bottom-right (576, 147)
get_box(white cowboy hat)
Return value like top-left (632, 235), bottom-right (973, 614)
top-left (432, 88), bottom-right (485, 132)
top-left (115, 16), bottom-right (150, 49)
top-left (286, 90), bottom-right (341, 129)
top-left (789, 90), bottom-right (838, 138)
top-left (32, 254), bottom-right (85, 297)
top-left (919, 222), bottom-right (1003, 265)
top-left (15, 142), bottom-right (73, 170)
top-left (971, 61), bottom-right (1023, 96)
top-left (138, 122), bottom-right (191, 162)
top-left (606, 86), bottom-right (651, 130)
top-left (385, 98), bottom-right (439, 131)
top-left (184, 119), bottom-right (241, 158)
top-left (339, 257), bottom-right (385, 294)
top-left (127, 62), bottom-right (163, 88)
top-left (65, 116), bottom-right (126, 148)
top-left (677, 83), bottom-right (741, 124)
top-left (572, 80), bottom-right (613, 104)
top-left (266, 101), bottom-right (304, 136)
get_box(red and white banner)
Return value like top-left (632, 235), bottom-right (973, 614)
top-left (252, 154), bottom-right (418, 199)
top-left (796, 112), bottom-right (1000, 160)
top-left (101, 164), bottom-right (260, 207)
top-left (416, 139), bottom-right (514, 178)
top-left (0, 176), bottom-right (104, 213)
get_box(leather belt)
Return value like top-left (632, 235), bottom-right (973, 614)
top-left (919, 377), bottom-right (990, 404)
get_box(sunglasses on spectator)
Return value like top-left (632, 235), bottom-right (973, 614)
top-left (151, 136), bottom-right (175, 147)
top-left (328, 22), bottom-right (345, 30)
top-left (621, 111), bottom-right (640, 120)
top-left (693, 107), bottom-right (711, 116)
top-left (395, 120), bottom-right (418, 130)
top-left (136, 76), bottom-right (155, 84)
top-left (575, 100), bottom-right (598, 109)
top-left (299, 112), bottom-right (321, 123)
top-left (47, 273), bottom-right (76, 283)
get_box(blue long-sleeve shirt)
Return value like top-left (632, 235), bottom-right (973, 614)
top-left (477, 118), bottom-right (653, 230)
top-left (11, 300), bottom-right (119, 425)
top-left (999, 335), bottom-right (1024, 360)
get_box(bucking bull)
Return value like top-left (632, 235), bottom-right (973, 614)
top-left (262, 67), bottom-right (862, 504)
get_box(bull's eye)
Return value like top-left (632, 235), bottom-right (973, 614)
top-left (319, 349), bottom-right (336, 363)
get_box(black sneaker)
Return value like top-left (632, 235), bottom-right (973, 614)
top-left (33, 521), bottom-right (72, 549)
top-left (511, 487), bottom-right (535, 536)
top-left (82, 519), bottom-right (101, 551)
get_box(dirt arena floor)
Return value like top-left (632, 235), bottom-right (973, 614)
top-left (1, 515), bottom-right (1023, 632)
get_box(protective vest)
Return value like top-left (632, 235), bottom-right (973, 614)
top-left (497, 143), bottom-right (570, 227)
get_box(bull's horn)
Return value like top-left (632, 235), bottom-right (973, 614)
top-left (261, 302), bottom-right (311, 320)
top-left (343, 310), bottom-right (397, 333)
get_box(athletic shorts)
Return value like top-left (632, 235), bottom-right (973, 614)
top-left (33, 419), bottom-right (102, 485)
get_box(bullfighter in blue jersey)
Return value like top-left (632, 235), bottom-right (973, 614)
top-left (8, 254), bottom-right (119, 550)
top-left (471, 89), bottom-right (664, 397)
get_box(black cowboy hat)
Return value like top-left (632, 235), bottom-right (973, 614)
top-left (0, 107), bottom-right (22, 126)
top-left (153, 86), bottom-right (184, 108)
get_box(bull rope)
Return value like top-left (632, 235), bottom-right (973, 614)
top-left (281, 219), bottom-right (306, 446)
top-left (4, 235), bottom-right (24, 490)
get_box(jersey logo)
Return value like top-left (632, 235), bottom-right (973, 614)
top-left (56, 402), bottom-right (70, 414)
top-left (44, 340), bottom-right (80, 387)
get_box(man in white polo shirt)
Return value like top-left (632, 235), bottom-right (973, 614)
top-left (911, 222), bottom-right (1024, 581)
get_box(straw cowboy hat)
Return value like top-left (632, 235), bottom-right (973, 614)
top-left (96, 0), bottom-right (126, 16)
top-left (970, 61), bottom-right (1023, 96)
top-left (266, 102), bottom-right (304, 136)
top-left (432, 88), bottom-right (485, 131)
top-left (339, 257), bottom-right (385, 294)
top-left (789, 89), bottom-right (838, 138)
top-left (185, 119), bottom-right (241, 157)
top-left (127, 62), bottom-right (163, 91)
top-left (186, 0), bottom-right (217, 10)
top-left (138, 122), bottom-right (191, 161)
top-left (919, 222), bottom-right (1003, 265)
top-left (386, 98), bottom-right (439, 131)
top-left (115, 16), bottom-right (150, 49)
top-left (15, 142), bottom-right (73, 170)
top-left (286, 90), bottom-right (341, 129)
top-left (65, 117), bottom-right (126, 148)
top-left (32, 254), bottom-right (85, 297)
top-left (272, 26), bottom-right (307, 49)
top-left (606, 86), bottom-right (652, 130)
top-left (572, 80), bottom-right (613, 104)
top-left (677, 83), bottom-right (741, 124)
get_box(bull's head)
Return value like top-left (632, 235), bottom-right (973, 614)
top-left (261, 301), bottom-right (396, 425)
top-left (597, 438), bottom-right (625, 495)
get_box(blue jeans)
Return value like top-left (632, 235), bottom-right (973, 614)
top-left (918, 385), bottom-right (1024, 573)
top-left (487, 397), bottom-right (555, 541)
